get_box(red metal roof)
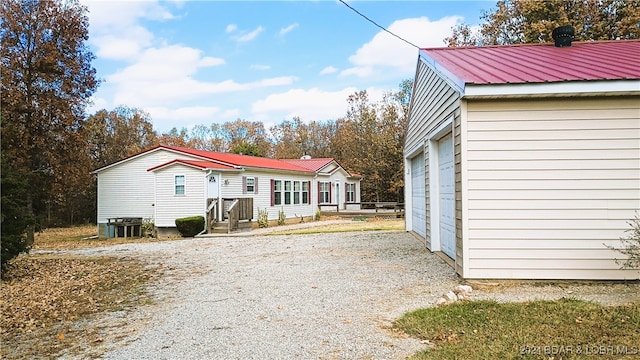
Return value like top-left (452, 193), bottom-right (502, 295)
top-left (147, 159), bottom-right (236, 172)
top-left (160, 145), bottom-right (312, 173)
top-left (281, 158), bottom-right (335, 172)
top-left (420, 40), bottom-right (640, 85)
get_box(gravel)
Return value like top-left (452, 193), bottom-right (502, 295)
top-left (53, 228), bottom-right (639, 360)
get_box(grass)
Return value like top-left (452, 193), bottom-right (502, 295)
top-left (394, 298), bottom-right (640, 359)
top-left (33, 224), bottom-right (173, 250)
top-left (266, 218), bottom-right (405, 235)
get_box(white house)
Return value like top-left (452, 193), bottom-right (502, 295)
top-left (93, 145), bottom-right (361, 237)
top-left (404, 37), bottom-right (640, 280)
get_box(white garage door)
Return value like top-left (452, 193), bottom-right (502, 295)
top-left (438, 134), bottom-right (456, 258)
top-left (410, 153), bottom-right (426, 238)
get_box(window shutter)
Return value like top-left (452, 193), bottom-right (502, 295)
top-left (345, 184), bottom-right (348, 202)
top-left (329, 182), bottom-right (332, 203)
top-left (242, 176), bottom-right (247, 194)
top-left (255, 177), bottom-right (259, 194)
top-left (317, 181), bottom-right (321, 203)
top-left (307, 181), bottom-right (311, 204)
top-left (270, 179), bottom-right (275, 206)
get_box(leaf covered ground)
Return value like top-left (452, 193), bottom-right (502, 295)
top-left (1, 226), bottom-right (163, 359)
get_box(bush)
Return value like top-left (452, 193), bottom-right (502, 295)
top-left (257, 208), bottom-right (269, 228)
top-left (606, 212), bottom-right (640, 270)
top-left (278, 208), bottom-right (286, 225)
top-left (314, 207), bottom-right (322, 221)
top-left (175, 216), bottom-right (204, 237)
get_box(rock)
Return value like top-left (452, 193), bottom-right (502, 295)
top-left (443, 291), bottom-right (458, 302)
top-left (454, 284), bottom-right (473, 296)
top-left (436, 297), bottom-right (448, 306)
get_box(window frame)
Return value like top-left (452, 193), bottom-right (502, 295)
top-left (175, 174), bottom-right (186, 196)
top-left (284, 181), bottom-right (292, 205)
top-left (246, 177), bottom-right (255, 193)
top-left (273, 180), bottom-right (282, 205)
top-left (346, 183), bottom-right (355, 203)
top-left (319, 181), bottom-right (330, 204)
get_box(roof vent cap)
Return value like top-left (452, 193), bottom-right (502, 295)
top-left (552, 25), bottom-right (574, 47)
top-left (301, 154), bottom-right (312, 159)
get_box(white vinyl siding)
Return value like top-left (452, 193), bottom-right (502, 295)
top-left (154, 166), bottom-right (205, 227)
top-left (96, 149), bottom-right (198, 224)
top-left (225, 172), bottom-right (314, 221)
top-left (464, 97), bottom-right (640, 280)
top-left (404, 58), bottom-right (462, 251)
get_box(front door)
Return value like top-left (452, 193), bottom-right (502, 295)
top-left (208, 173), bottom-right (219, 199)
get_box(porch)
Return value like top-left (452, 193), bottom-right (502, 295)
top-left (206, 197), bottom-right (254, 234)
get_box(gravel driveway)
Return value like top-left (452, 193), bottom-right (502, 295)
top-left (81, 230), bottom-right (458, 359)
top-left (56, 228), bottom-right (639, 360)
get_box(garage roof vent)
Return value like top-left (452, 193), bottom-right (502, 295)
top-left (552, 25), bottom-right (574, 47)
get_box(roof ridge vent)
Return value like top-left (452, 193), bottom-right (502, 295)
top-left (552, 25), bottom-right (574, 47)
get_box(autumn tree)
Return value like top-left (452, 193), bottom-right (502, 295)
top-left (85, 106), bottom-right (157, 168)
top-left (221, 119), bottom-right (271, 157)
top-left (445, 0), bottom-right (640, 46)
top-left (331, 80), bottom-right (411, 203)
top-left (1, 0), bottom-right (98, 256)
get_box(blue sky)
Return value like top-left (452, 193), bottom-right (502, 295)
top-left (82, 1), bottom-right (493, 133)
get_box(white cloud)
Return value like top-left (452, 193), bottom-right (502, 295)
top-left (251, 87), bottom-right (386, 122)
top-left (279, 23), bottom-right (299, 36)
top-left (250, 64), bottom-right (271, 71)
top-left (105, 44), bottom-right (296, 108)
top-left (83, 0), bottom-right (177, 61)
top-left (320, 66), bottom-right (338, 75)
top-left (226, 24), bottom-right (237, 33)
top-left (234, 26), bottom-right (264, 42)
top-left (342, 16), bottom-right (462, 77)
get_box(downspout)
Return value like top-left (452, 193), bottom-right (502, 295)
top-left (198, 170), bottom-right (213, 236)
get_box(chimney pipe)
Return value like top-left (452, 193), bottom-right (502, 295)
top-left (552, 25), bottom-right (574, 47)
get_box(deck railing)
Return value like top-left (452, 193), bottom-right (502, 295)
top-left (224, 197), bottom-right (253, 233)
top-left (206, 198), bottom-right (219, 233)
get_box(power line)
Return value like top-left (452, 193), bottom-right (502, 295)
top-left (338, 0), bottom-right (420, 49)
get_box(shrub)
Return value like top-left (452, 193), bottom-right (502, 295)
top-left (142, 217), bottom-right (155, 238)
top-left (278, 208), bottom-right (286, 225)
top-left (175, 216), bottom-right (204, 237)
top-left (257, 208), bottom-right (269, 228)
top-left (314, 207), bottom-right (322, 221)
top-left (606, 212), bottom-right (640, 270)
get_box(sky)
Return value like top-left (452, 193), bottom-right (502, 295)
top-left (82, 0), bottom-right (493, 133)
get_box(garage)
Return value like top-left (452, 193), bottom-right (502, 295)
top-left (410, 153), bottom-right (426, 238)
top-left (438, 134), bottom-right (455, 259)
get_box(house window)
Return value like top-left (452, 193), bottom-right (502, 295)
top-left (273, 180), bottom-right (282, 205)
top-left (245, 177), bottom-right (255, 193)
top-left (319, 182), bottom-right (330, 203)
top-left (346, 183), bottom-right (355, 203)
top-left (284, 181), bottom-right (292, 205)
top-left (302, 181), bottom-right (309, 204)
top-left (175, 175), bottom-right (185, 195)
top-left (293, 181), bottom-right (300, 204)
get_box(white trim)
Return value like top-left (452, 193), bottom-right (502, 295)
top-left (405, 141), bottom-right (425, 159)
top-left (419, 51), bottom-right (465, 93)
top-left (459, 100), bottom-right (470, 277)
top-left (464, 80), bottom-right (640, 98)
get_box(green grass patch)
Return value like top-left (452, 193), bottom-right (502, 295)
top-left (394, 299), bottom-right (640, 359)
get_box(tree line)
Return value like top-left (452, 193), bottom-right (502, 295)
top-left (3, 0), bottom-right (639, 267)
